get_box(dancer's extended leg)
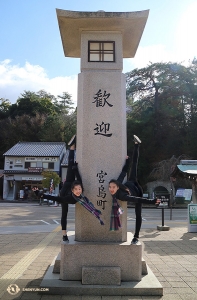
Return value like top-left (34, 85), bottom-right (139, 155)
top-left (60, 144), bottom-right (76, 242)
top-left (129, 143), bottom-right (139, 182)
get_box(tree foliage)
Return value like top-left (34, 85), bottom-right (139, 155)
top-left (0, 98), bottom-right (11, 119)
top-left (126, 60), bottom-right (197, 185)
top-left (0, 90), bottom-right (76, 168)
top-left (1, 61), bottom-right (197, 190)
top-left (41, 171), bottom-right (61, 189)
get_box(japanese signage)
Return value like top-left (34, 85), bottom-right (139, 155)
top-left (96, 170), bottom-right (107, 210)
top-left (28, 167), bottom-right (43, 172)
top-left (189, 204), bottom-right (197, 224)
top-left (93, 89), bottom-right (113, 138)
top-left (25, 157), bottom-right (57, 162)
top-left (22, 177), bottom-right (42, 181)
top-left (92, 89), bottom-right (113, 107)
top-left (92, 89), bottom-right (114, 208)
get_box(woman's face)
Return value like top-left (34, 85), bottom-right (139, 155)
top-left (109, 182), bottom-right (119, 195)
top-left (72, 184), bottom-right (82, 197)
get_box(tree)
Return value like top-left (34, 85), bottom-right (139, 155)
top-left (38, 111), bottom-right (77, 143)
top-left (125, 61), bottom-right (197, 184)
top-left (57, 92), bottom-right (74, 114)
top-left (149, 155), bottom-right (190, 181)
top-left (0, 114), bottom-right (46, 168)
top-left (8, 90), bottom-right (58, 117)
top-left (41, 171), bottom-right (61, 190)
top-left (0, 98), bottom-right (11, 119)
top-left (126, 62), bottom-right (197, 152)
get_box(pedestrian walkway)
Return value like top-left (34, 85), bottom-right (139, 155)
top-left (0, 226), bottom-right (197, 300)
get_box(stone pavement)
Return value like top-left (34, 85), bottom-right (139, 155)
top-left (0, 226), bottom-right (197, 300)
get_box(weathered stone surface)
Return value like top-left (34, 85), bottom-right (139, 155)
top-left (56, 9), bottom-right (149, 58)
top-left (142, 258), bottom-right (148, 275)
top-left (52, 252), bottom-right (60, 273)
top-left (82, 266), bottom-right (121, 285)
top-left (51, 249), bottom-right (149, 277)
top-left (76, 31), bottom-right (127, 242)
top-left (60, 233), bottom-right (142, 281)
top-left (41, 265), bottom-right (163, 296)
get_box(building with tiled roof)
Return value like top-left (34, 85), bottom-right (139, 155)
top-left (4, 142), bottom-right (66, 157)
top-left (3, 142), bottom-right (66, 200)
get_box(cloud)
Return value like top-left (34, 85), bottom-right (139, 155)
top-left (124, 2), bottom-right (197, 74)
top-left (0, 60), bottom-right (78, 105)
top-left (123, 43), bottom-right (193, 73)
top-left (175, 2), bottom-right (197, 63)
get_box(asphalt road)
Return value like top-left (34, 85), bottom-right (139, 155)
top-left (0, 202), bottom-right (188, 234)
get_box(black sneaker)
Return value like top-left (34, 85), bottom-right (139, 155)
top-left (68, 135), bottom-right (76, 146)
top-left (131, 237), bottom-right (139, 244)
top-left (133, 135), bottom-right (141, 144)
top-left (63, 235), bottom-right (69, 243)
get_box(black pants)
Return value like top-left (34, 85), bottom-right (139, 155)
top-left (60, 150), bottom-right (75, 231)
top-left (125, 144), bottom-right (142, 239)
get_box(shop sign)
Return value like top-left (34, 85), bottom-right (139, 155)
top-left (22, 177), bottom-right (42, 181)
top-left (189, 204), bottom-right (197, 224)
top-left (28, 167), bottom-right (43, 172)
top-left (25, 157), bottom-right (57, 162)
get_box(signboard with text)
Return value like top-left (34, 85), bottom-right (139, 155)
top-left (189, 204), bottom-right (197, 224)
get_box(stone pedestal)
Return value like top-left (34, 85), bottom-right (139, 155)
top-left (40, 232), bottom-right (163, 296)
top-left (60, 232), bottom-right (142, 282)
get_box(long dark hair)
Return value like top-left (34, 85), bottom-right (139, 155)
top-left (71, 180), bottom-right (84, 192)
top-left (109, 179), bottom-right (130, 194)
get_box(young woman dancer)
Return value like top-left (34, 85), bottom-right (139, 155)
top-left (109, 135), bottom-right (160, 244)
top-left (59, 137), bottom-right (76, 242)
top-left (43, 137), bottom-right (104, 242)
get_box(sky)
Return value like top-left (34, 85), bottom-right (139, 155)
top-left (0, 0), bottom-right (197, 106)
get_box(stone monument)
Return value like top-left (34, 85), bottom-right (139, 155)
top-left (40, 9), bottom-right (163, 296)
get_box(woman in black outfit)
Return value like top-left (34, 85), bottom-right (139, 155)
top-left (43, 136), bottom-right (104, 242)
top-left (109, 135), bottom-right (160, 244)
top-left (59, 140), bottom-right (77, 242)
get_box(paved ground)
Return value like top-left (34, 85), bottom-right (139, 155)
top-left (0, 204), bottom-right (197, 300)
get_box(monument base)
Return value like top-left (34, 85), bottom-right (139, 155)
top-left (40, 232), bottom-right (163, 296)
top-left (60, 232), bottom-right (142, 281)
top-left (40, 264), bottom-right (163, 296)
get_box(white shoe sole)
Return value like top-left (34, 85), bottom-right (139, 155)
top-left (133, 135), bottom-right (141, 144)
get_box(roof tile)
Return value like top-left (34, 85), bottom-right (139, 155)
top-left (4, 142), bottom-right (66, 157)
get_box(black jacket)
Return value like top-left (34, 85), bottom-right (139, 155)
top-left (115, 158), bottom-right (156, 205)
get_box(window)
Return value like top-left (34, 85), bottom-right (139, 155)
top-left (43, 162), bottom-right (54, 169)
top-left (49, 162), bottom-right (54, 169)
top-left (88, 41), bottom-right (115, 62)
top-left (25, 162), bottom-right (36, 169)
top-left (25, 162), bottom-right (30, 169)
top-left (30, 162), bottom-right (36, 167)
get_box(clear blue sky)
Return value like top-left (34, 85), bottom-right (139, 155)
top-left (0, 0), bottom-right (196, 104)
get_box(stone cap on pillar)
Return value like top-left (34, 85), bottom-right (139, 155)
top-left (56, 9), bottom-right (149, 58)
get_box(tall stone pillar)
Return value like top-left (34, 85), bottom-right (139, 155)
top-left (76, 31), bottom-right (127, 242)
top-left (55, 9), bottom-right (152, 286)
top-left (56, 9), bottom-right (149, 243)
